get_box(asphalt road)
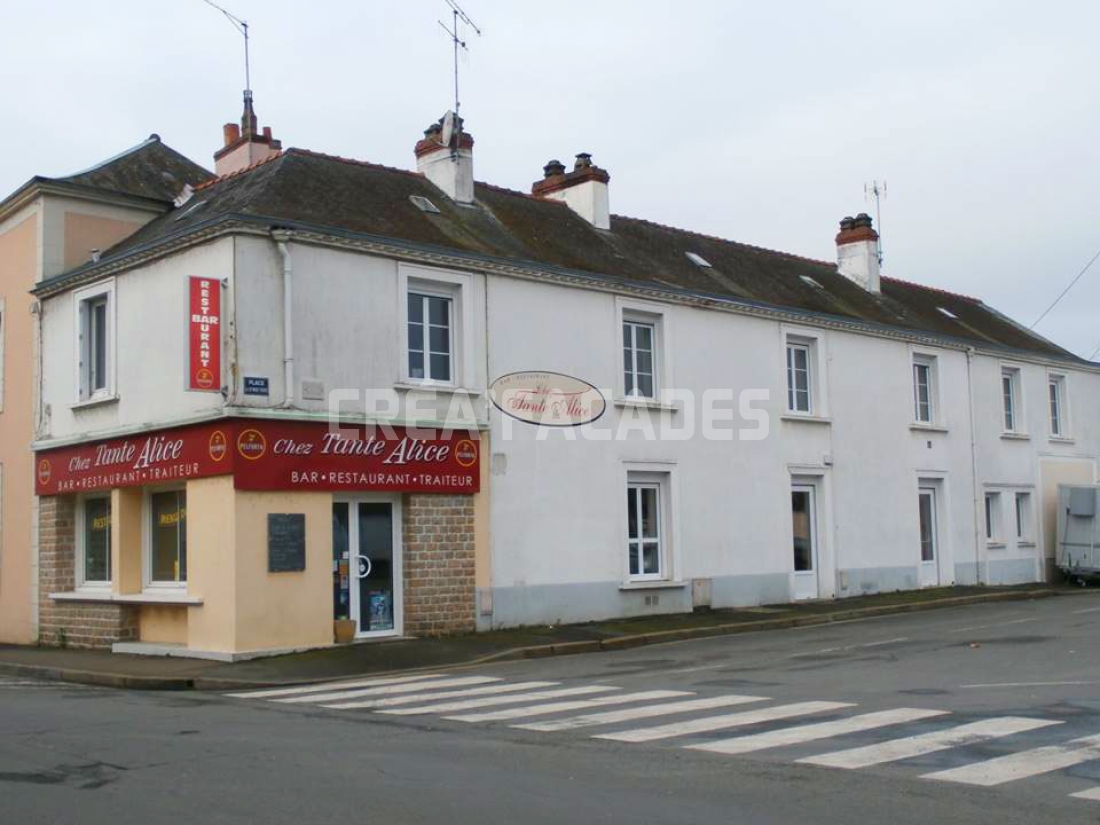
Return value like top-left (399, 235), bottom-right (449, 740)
top-left (3, 594), bottom-right (1100, 824)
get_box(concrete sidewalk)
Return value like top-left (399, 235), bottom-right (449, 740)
top-left (0, 584), bottom-right (1075, 691)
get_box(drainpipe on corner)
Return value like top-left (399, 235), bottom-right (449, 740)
top-left (965, 346), bottom-right (984, 584)
top-left (272, 229), bottom-right (295, 408)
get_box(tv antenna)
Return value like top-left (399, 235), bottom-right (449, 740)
top-left (438, 0), bottom-right (481, 159)
top-left (201, 0), bottom-right (252, 102)
top-left (864, 180), bottom-right (887, 267)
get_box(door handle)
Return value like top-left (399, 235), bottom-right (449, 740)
top-left (357, 555), bottom-right (372, 579)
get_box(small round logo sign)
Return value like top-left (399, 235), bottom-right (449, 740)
top-left (37, 459), bottom-right (52, 486)
top-left (194, 367), bottom-right (215, 390)
top-left (454, 438), bottom-right (478, 468)
top-left (488, 371), bottom-right (606, 427)
top-left (209, 430), bottom-right (228, 462)
top-left (236, 428), bottom-right (267, 461)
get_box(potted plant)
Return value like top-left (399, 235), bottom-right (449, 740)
top-left (333, 619), bottom-right (356, 644)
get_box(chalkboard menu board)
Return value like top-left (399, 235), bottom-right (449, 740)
top-left (268, 514), bottom-right (306, 572)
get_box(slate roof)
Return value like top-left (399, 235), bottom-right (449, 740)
top-left (50, 147), bottom-right (1074, 361)
top-left (53, 135), bottom-right (213, 202)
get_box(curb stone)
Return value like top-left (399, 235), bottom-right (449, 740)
top-left (0, 587), bottom-right (1073, 691)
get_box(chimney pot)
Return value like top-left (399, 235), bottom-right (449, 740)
top-left (835, 213), bottom-right (881, 293)
top-left (531, 153), bottom-right (611, 230)
top-left (414, 113), bottom-right (475, 204)
top-left (214, 94), bottom-right (281, 175)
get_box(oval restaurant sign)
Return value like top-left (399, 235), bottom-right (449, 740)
top-left (34, 420), bottom-right (480, 495)
top-left (489, 371), bottom-right (606, 427)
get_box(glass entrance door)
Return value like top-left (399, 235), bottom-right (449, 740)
top-left (791, 485), bottom-right (820, 600)
top-left (918, 488), bottom-right (940, 588)
top-left (332, 500), bottom-right (400, 638)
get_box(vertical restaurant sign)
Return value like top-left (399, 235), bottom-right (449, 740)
top-left (188, 277), bottom-right (221, 392)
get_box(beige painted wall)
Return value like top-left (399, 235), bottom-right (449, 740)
top-left (0, 211), bottom-right (39, 643)
top-left (474, 431), bottom-right (491, 591)
top-left (139, 605), bottom-right (188, 645)
top-left (63, 212), bottom-right (145, 272)
top-left (185, 475), bottom-right (238, 653)
top-left (233, 490), bottom-right (332, 653)
top-left (184, 478), bottom-right (332, 654)
top-left (111, 487), bottom-right (143, 595)
top-left (1040, 457), bottom-right (1097, 568)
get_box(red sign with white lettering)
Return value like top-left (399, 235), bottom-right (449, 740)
top-left (231, 421), bottom-right (480, 493)
top-left (188, 277), bottom-right (221, 392)
top-left (34, 421), bottom-right (480, 496)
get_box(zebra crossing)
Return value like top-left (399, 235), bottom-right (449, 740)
top-left (225, 672), bottom-right (1100, 802)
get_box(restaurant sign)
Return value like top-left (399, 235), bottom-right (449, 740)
top-left (488, 371), bottom-right (606, 427)
top-left (187, 277), bottom-right (222, 392)
top-left (35, 420), bottom-right (480, 495)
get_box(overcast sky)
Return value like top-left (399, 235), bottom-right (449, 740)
top-left (3, 1), bottom-right (1098, 356)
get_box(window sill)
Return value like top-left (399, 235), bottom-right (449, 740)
top-left (1018, 541), bottom-right (1036, 548)
top-left (619, 579), bottom-right (688, 591)
top-left (1049, 435), bottom-right (1076, 444)
top-left (781, 414), bottom-right (831, 425)
top-left (49, 591), bottom-right (202, 606)
top-left (910, 423), bottom-right (949, 434)
top-left (614, 396), bottom-right (678, 413)
top-left (71, 394), bottom-right (119, 411)
top-left (393, 381), bottom-right (481, 395)
top-left (986, 541), bottom-right (1007, 550)
top-left (1000, 432), bottom-right (1030, 441)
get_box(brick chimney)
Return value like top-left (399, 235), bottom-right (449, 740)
top-left (214, 92), bottom-right (282, 176)
top-left (532, 153), bottom-right (610, 230)
top-left (415, 114), bottom-right (475, 204)
top-left (835, 213), bottom-right (881, 293)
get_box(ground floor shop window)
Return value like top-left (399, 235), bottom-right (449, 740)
top-left (79, 496), bottom-right (111, 585)
top-left (149, 490), bottom-right (187, 584)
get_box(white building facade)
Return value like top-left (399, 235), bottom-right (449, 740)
top-left (25, 110), bottom-right (1100, 654)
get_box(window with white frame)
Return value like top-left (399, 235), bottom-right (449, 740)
top-left (786, 341), bottom-right (812, 413)
top-left (1015, 492), bottom-right (1032, 543)
top-left (912, 355), bottom-right (935, 424)
top-left (399, 266), bottom-right (474, 389)
top-left (623, 319), bottom-right (657, 399)
top-left (148, 489), bottom-right (187, 585)
top-left (1049, 374), bottom-right (1067, 437)
top-left (1001, 367), bottom-right (1022, 433)
top-left (626, 476), bottom-right (666, 580)
top-left (407, 291), bottom-right (453, 383)
top-left (74, 282), bottom-right (115, 402)
top-left (984, 491), bottom-right (1002, 542)
top-left (78, 495), bottom-right (111, 587)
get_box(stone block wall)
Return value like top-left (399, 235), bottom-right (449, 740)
top-left (38, 495), bottom-right (137, 649)
top-left (402, 494), bottom-right (476, 636)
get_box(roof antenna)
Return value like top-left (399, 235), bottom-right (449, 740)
top-left (438, 0), bottom-right (482, 160)
top-left (864, 180), bottom-right (887, 267)
top-left (201, 0), bottom-right (253, 118)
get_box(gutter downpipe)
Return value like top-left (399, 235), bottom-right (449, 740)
top-left (965, 346), bottom-right (984, 584)
top-left (272, 229), bottom-right (294, 408)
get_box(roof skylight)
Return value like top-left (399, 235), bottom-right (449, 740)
top-left (937, 306), bottom-right (959, 319)
top-left (173, 200), bottom-right (206, 221)
top-left (410, 195), bottom-right (441, 214)
top-left (800, 275), bottom-right (824, 290)
top-left (685, 251), bottom-right (712, 268)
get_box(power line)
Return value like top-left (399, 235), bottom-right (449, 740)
top-left (1030, 245), bottom-right (1100, 330)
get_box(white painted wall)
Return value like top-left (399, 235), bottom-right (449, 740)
top-left (40, 239), bottom-right (233, 441)
top-left (37, 235), bottom-right (1100, 628)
